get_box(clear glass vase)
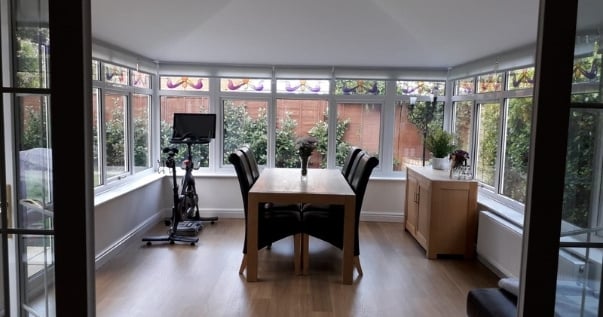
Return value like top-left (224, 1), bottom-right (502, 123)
top-left (300, 155), bottom-right (309, 176)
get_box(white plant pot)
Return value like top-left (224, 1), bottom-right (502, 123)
top-left (431, 157), bottom-right (450, 170)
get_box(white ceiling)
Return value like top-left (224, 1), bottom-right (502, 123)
top-left (91, 0), bottom-right (543, 69)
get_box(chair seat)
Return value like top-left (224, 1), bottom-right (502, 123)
top-left (301, 207), bottom-right (344, 249)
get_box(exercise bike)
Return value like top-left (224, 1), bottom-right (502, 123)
top-left (142, 145), bottom-right (200, 245)
top-left (171, 139), bottom-right (218, 231)
top-left (142, 112), bottom-right (218, 246)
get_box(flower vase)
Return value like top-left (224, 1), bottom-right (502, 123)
top-left (300, 155), bottom-right (309, 176)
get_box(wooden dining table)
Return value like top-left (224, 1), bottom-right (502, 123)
top-left (246, 168), bottom-right (356, 284)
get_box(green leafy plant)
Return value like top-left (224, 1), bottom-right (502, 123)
top-left (425, 128), bottom-right (455, 158)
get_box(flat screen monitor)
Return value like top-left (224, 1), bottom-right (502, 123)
top-left (171, 113), bottom-right (216, 144)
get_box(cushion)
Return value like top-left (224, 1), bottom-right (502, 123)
top-left (467, 288), bottom-right (517, 317)
top-left (498, 277), bottom-right (520, 297)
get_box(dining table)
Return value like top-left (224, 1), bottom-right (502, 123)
top-left (246, 168), bottom-right (356, 284)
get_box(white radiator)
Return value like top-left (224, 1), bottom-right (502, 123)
top-left (477, 210), bottom-right (523, 278)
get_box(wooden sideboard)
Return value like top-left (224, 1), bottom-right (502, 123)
top-left (404, 165), bottom-right (478, 259)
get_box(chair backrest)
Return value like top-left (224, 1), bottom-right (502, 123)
top-left (348, 153), bottom-right (379, 255)
top-left (346, 150), bottom-right (367, 184)
top-left (340, 146), bottom-right (362, 179)
top-left (349, 153), bottom-right (379, 215)
top-left (228, 150), bottom-right (255, 215)
top-left (240, 146), bottom-right (260, 181)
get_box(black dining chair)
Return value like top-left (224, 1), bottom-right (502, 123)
top-left (300, 146), bottom-right (364, 213)
top-left (341, 146), bottom-right (362, 180)
top-left (228, 150), bottom-right (303, 275)
top-left (301, 152), bottom-right (379, 276)
top-left (240, 146), bottom-right (261, 182)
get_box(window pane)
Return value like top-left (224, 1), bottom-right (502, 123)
top-left (501, 97), bottom-right (532, 203)
top-left (220, 78), bottom-right (271, 93)
top-left (131, 71), bottom-right (151, 88)
top-left (275, 80), bottom-right (329, 94)
top-left (132, 94), bottom-right (151, 172)
top-left (405, 98), bottom-right (445, 166)
top-left (475, 102), bottom-right (500, 186)
top-left (159, 96), bottom-right (210, 167)
top-left (104, 92), bottom-right (128, 179)
top-left (453, 101), bottom-right (473, 154)
top-left (555, 247), bottom-right (600, 317)
top-left (507, 67), bottom-right (535, 90)
top-left (336, 103), bottom-right (381, 167)
top-left (335, 80), bottom-right (385, 95)
top-left (15, 94), bottom-right (56, 317)
top-left (477, 73), bottom-right (503, 93)
top-left (572, 51), bottom-right (602, 84)
top-left (393, 101), bottom-right (424, 170)
top-left (396, 80), bottom-right (445, 96)
top-left (160, 76), bottom-right (209, 91)
top-left (92, 60), bottom-right (99, 81)
top-left (92, 88), bottom-right (102, 186)
top-left (104, 63), bottom-right (129, 85)
top-left (14, 25), bottom-right (50, 88)
top-left (561, 108), bottom-right (599, 229)
top-left (20, 234), bottom-right (55, 317)
top-left (223, 99), bottom-right (269, 165)
top-left (454, 77), bottom-right (475, 95)
top-left (275, 99), bottom-right (328, 167)
top-left (17, 94), bottom-right (53, 220)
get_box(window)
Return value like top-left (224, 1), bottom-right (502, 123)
top-left (335, 102), bottom-right (381, 167)
top-left (93, 60), bottom-right (547, 211)
top-left (104, 91), bottom-right (129, 180)
top-left (451, 68), bottom-right (535, 209)
top-left (475, 101), bottom-right (501, 187)
top-left (333, 79), bottom-right (384, 169)
top-left (158, 76), bottom-right (211, 168)
top-left (501, 97), bottom-right (532, 203)
top-left (159, 94), bottom-right (210, 168)
top-left (275, 98), bottom-right (329, 168)
top-left (222, 98), bottom-right (269, 165)
top-left (132, 94), bottom-right (151, 172)
top-left (92, 61), bottom-right (155, 189)
top-left (453, 100), bottom-right (473, 154)
top-left (394, 80), bottom-right (446, 170)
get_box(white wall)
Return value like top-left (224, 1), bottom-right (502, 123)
top-left (93, 174), bottom-right (406, 267)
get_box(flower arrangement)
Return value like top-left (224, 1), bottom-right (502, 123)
top-left (295, 136), bottom-right (318, 157)
top-left (450, 149), bottom-right (470, 169)
top-left (449, 149), bottom-right (471, 179)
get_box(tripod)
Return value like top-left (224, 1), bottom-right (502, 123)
top-left (143, 143), bottom-right (216, 246)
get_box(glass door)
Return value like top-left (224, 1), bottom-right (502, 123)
top-left (1, 0), bottom-right (56, 315)
top-left (554, 0), bottom-right (603, 315)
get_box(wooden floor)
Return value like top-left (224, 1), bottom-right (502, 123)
top-left (95, 219), bottom-right (499, 317)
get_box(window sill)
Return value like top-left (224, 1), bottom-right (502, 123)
top-left (477, 195), bottom-right (524, 229)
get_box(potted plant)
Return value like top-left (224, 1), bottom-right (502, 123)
top-left (425, 128), bottom-right (455, 170)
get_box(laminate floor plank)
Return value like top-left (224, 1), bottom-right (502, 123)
top-left (96, 219), bottom-right (498, 317)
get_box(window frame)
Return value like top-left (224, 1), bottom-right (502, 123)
top-left (93, 60), bottom-right (155, 194)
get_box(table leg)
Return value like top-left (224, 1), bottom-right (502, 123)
top-left (342, 196), bottom-right (356, 284)
top-left (247, 196), bottom-right (259, 282)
